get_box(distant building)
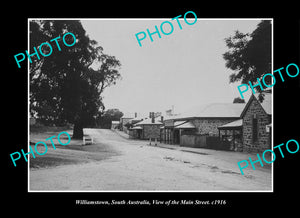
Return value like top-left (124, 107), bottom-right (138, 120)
top-left (129, 113), bottom-right (144, 126)
top-left (111, 121), bottom-right (120, 129)
top-left (129, 116), bottom-right (163, 140)
top-left (120, 113), bottom-right (135, 133)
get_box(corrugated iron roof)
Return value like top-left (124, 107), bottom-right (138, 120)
top-left (218, 119), bottom-right (243, 129)
top-left (198, 103), bottom-right (245, 118)
top-left (174, 121), bottom-right (196, 129)
top-left (169, 103), bottom-right (246, 120)
top-left (174, 121), bottom-right (186, 127)
top-left (134, 118), bottom-right (163, 125)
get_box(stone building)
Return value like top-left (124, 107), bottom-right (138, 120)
top-left (129, 117), bottom-right (163, 140)
top-left (240, 93), bottom-right (272, 152)
top-left (120, 113), bottom-right (134, 133)
top-left (190, 103), bottom-right (244, 136)
top-left (160, 93), bottom-right (271, 152)
top-left (162, 103), bottom-right (246, 147)
top-left (125, 93), bottom-right (271, 153)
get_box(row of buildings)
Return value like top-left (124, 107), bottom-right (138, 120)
top-left (116, 92), bottom-right (272, 153)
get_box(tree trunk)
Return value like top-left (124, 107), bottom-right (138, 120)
top-left (73, 120), bottom-right (83, 139)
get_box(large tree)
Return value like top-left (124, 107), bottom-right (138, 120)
top-left (223, 20), bottom-right (271, 101)
top-left (30, 20), bottom-right (121, 138)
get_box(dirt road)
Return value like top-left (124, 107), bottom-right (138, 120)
top-left (29, 129), bottom-right (272, 191)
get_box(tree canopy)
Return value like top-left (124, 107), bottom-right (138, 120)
top-left (223, 20), bottom-right (271, 100)
top-left (30, 20), bottom-right (121, 138)
top-left (233, 97), bottom-right (245, 103)
top-left (96, 108), bottom-right (124, 129)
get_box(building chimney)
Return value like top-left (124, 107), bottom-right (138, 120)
top-left (152, 116), bottom-right (155, 123)
top-left (135, 112), bottom-right (137, 118)
top-left (161, 116), bottom-right (164, 122)
top-left (149, 112), bottom-right (152, 118)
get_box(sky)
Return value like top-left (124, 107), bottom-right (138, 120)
top-left (81, 19), bottom-right (262, 116)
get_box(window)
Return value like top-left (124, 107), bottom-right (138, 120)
top-left (252, 116), bottom-right (258, 142)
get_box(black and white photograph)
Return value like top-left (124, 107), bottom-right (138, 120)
top-left (28, 19), bottom-right (272, 191)
top-left (5, 6), bottom-right (300, 211)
